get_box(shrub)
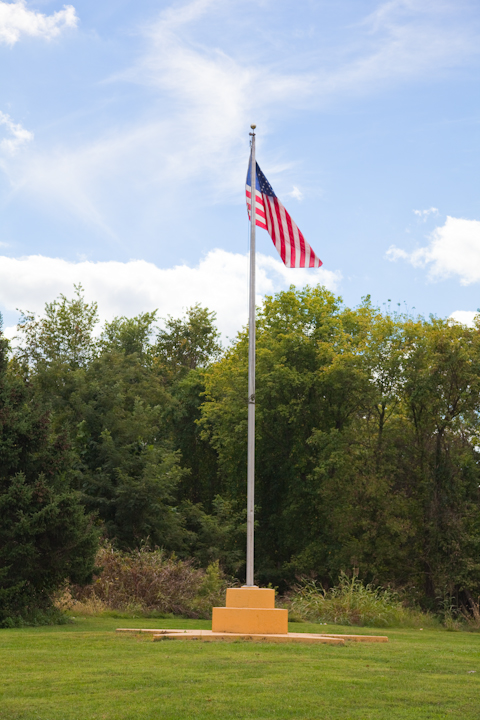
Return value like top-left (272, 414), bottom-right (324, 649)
top-left (66, 544), bottom-right (228, 619)
top-left (284, 573), bottom-right (435, 628)
top-left (0, 606), bottom-right (71, 628)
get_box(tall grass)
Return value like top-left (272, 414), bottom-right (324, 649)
top-left (58, 548), bottom-right (440, 628)
top-left (285, 573), bottom-right (435, 628)
top-left (58, 544), bottom-right (228, 619)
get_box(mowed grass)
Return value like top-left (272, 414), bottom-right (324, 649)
top-left (1, 617), bottom-right (480, 719)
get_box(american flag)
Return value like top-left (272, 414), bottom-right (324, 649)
top-left (246, 158), bottom-right (322, 268)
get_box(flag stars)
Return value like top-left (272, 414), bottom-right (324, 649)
top-left (256, 164), bottom-right (276, 198)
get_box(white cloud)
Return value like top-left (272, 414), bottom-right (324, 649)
top-left (0, 1), bottom-right (77, 45)
top-left (0, 249), bottom-right (341, 340)
top-left (386, 216), bottom-right (480, 284)
top-left (2, 325), bottom-right (17, 340)
top-left (450, 310), bottom-right (477, 326)
top-left (0, 111), bottom-right (33, 155)
top-left (386, 246), bottom-right (410, 262)
top-left (287, 186), bottom-right (303, 202)
top-left (413, 207), bottom-right (438, 219)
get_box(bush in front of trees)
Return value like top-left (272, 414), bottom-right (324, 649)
top-left (65, 542), bottom-right (227, 619)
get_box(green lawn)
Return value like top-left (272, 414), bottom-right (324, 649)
top-left (1, 616), bottom-right (479, 719)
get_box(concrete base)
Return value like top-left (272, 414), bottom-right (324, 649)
top-left (116, 628), bottom-right (389, 644)
top-left (212, 607), bottom-right (288, 634)
top-left (212, 585), bottom-right (288, 635)
top-left (116, 589), bottom-right (390, 646)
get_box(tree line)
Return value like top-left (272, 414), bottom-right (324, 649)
top-left (2, 284), bottom-right (480, 621)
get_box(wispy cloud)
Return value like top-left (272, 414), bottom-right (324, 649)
top-left (287, 186), bottom-right (303, 202)
top-left (386, 215), bottom-right (480, 285)
top-left (321, 0), bottom-right (479, 96)
top-left (1, 0), bottom-right (315, 233)
top-left (0, 249), bottom-right (341, 340)
top-left (125, 0), bottom-right (479, 189)
top-left (413, 207), bottom-right (439, 220)
top-left (1, 0), bottom-right (479, 236)
top-left (0, 1), bottom-right (77, 46)
top-left (123, 0), bottom-right (315, 194)
top-left (0, 111), bottom-right (33, 155)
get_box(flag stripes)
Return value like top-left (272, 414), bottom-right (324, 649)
top-left (246, 159), bottom-right (322, 269)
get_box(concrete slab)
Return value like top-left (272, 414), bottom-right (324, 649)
top-left (116, 628), bottom-right (388, 644)
top-left (152, 630), bottom-right (345, 644)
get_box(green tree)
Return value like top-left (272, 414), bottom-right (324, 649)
top-left (99, 311), bottom-right (157, 358)
top-left (155, 304), bottom-right (222, 381)
top-left (201, 286), bottom-right (480, 604)
top-left (201, 285), bottom-right (363, 584)
top-left (14, 292), bottom-right (236, 560)
top-left (153, 305), bottom-right (243, 568)
top-left (16, 283), bottom-right (99, 369)
top-left (15, 296), bottom-right (186, 550)
top-left (401, 317), bottom-right (480, 603)
top-left (0, 319), bottom-right (98, 624)
top-left (67, 312), bottom-right (188, 550)
top-left (14, 284), bottom-right (100, 431)
top-left (154, 305), bottom-right (223, 508)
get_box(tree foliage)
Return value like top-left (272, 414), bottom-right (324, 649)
top-left (201, 287), bottom-right (480, 605)
top-left (16, 283), bottom-right (99, 370)
top-left (6, 284), bottom-right (480, 613)
top-left (155, 304), bottom-right (222, 380)
top-left (12, 293), bottom-right (241, 573)
top-left (0, 321), bottom-right (98, 623)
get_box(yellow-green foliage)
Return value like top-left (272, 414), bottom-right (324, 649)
top-left (285, 573), bottom-right (435, 628)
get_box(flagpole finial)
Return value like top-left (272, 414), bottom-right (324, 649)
top-left (250, 124), bottom-right (256, 129)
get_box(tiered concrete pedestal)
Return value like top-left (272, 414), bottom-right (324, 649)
top-left (116, 587), bottom-right (388, 645)
top-left (212, 587), bottom-right (287, 635)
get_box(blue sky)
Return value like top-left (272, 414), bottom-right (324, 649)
top-left (1, 0), bottom-right (480, 338)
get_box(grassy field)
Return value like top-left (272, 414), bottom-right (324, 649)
top-left (1, 616), bottom-right (480, 719)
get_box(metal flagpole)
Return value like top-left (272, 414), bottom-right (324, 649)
top-left (246, 124), bottom-right (256, 587)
